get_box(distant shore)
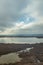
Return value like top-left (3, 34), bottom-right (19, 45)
top-left (0, 36), bottom-right (43, 38)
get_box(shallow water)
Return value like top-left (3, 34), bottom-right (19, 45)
top-left (0, 37), bottom-right (43, 44)
top-left (0, 47), bottom-right (33, 64)
top-left (0, 53), bottom-right (21, 64)
top-left (17, 47), bottom-right (33, 53)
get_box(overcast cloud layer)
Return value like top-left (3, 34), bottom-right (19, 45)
top-left (0, 0), bottom-right (43, 35)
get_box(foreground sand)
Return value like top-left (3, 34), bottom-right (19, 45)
top-left (0, 43), bottom-right (43, 65)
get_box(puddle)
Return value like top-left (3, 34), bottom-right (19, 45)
top-left (0, 53), bottom-right (22, 64)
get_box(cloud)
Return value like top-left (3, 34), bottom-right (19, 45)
top-left (0, 0), bottom-right (31, 32)
top-left (0, 20), bottom-right (43, 35)
top-left (14, 21), bottom-right (43, 34)
top-left (0, 0), bottom-right (43, 34)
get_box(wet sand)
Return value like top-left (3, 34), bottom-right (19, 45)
top-left (0, 43), bottom-right (43, 65)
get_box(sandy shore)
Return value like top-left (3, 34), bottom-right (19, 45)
top-left (0, 43), bottom-right (43, 65)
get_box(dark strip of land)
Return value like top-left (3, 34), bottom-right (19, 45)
top-left (0, 36), bottom-right (43, 38)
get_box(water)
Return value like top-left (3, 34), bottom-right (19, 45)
top-left (0, 53), bottom-right (22, 64)
top-left (0, 47), bottom-right (33, 64)
top-left (0, 37), bottom-right (43, 44)
top-left (17, 47), bottom-right (33, 53)
top-left (0, 37), bottom-right (42, 64)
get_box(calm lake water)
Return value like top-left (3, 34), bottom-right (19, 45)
top-left (0, 37), bottom-right (43, 44)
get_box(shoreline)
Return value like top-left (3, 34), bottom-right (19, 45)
top-left (0, 43), bottom-right (43, 65)
top-left (0, 43), bottom-right (43, 55)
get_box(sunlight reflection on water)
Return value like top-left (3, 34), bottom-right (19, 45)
top-left (0, 37), bottom-right (43, 44)
top-left (0, 53), bottom-right (21, 64)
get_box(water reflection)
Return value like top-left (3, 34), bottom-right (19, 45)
top-left (0, 37), bottom-right (43, 44)
top-left (0, 53), bottom-right (21, 64)
top-left (0, 47), bottom-right (33, 64)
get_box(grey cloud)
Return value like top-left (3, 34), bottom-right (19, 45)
top-left (0, 0), bottom-right (43, 34)
top-left (14, 23), bottom-right (43, 34)
top-left (37, 0), bottom-right (43, 16)
top-left (0, 0), bottom-right (30, 31)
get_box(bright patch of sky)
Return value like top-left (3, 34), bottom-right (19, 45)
top-left (19, 15), bottom-right (36, 23)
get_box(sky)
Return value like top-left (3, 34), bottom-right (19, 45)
top-left (0, 0), bottom-right (43, 35)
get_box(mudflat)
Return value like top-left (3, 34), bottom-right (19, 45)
top-left (0, 43), bottom-right (43, 65)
